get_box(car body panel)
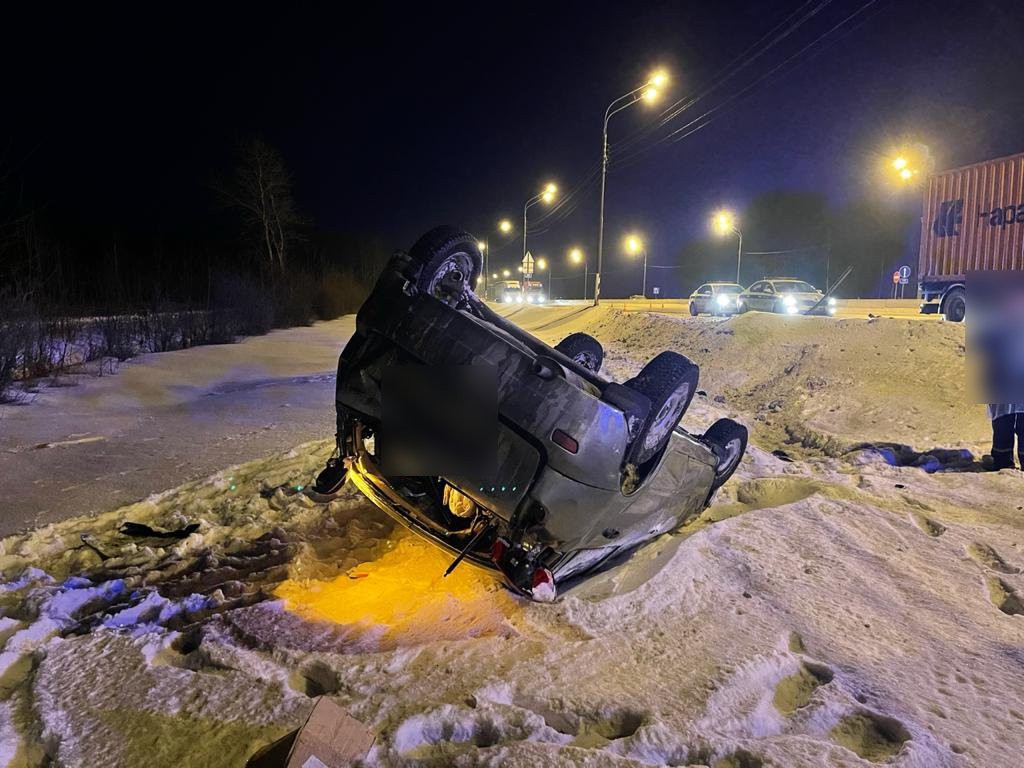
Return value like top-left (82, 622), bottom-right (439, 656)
top-left (335, 248), bottom-right (742, 595)
top-left (688, 282), bottom-right (744, 315)
top-left (738, 278), bottom-right (836, 315)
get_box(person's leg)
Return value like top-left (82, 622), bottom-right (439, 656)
top-left (991, 414), bottom-right (1016, 469)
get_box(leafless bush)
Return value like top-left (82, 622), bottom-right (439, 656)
top-left (96, 315), bottom-right (137, 361)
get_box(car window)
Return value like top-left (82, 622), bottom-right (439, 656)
top-left (717, 285), bottom-right (742, 294)
top-left (747, 282), bottom-right (762, 293)
top-left (774, 281), bottom-right (816, 293)
top-left (762, 283), bottom-right (775, 294)
top-left (699, 284), bottom-right (712, 295)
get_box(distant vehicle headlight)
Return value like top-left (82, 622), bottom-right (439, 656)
top-left (827, 296), bottom-right (836, 306)
top-left (783, 294), bottom-right (797, 308)
top-left (526, 295), bottom-right (535, 303)
top-left (516, 295), bottom-right (524, 303)
top-left (539, 295), bottom-right (546, 302)
top-left (716, 294), bottom-right (732, 307)
top-left (503, 293), bottom-right (511, 302)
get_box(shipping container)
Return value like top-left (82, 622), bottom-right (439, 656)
top-left (918, 151), bottom-right (1024, 321)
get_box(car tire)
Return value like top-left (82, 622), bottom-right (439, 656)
top-left (408, 226), bottom-right (483, 299)
top-left (703, 418), bottom-right (747, 489)
top-left (554, 332), bottom-right (604, 373)
top-left (689, 302), bottom-right (699, 316)
top-left (942, 286), bottom-right (966, 323)
top-left (625, 351), bottom-right (700, 466)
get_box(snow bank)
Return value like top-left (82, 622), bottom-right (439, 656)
top-left (0, 308), bottom-right (1021, 768)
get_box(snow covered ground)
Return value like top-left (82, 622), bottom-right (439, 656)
top-left (0, 317), bottom-right (353, 534)
top-left (1, 307), bottom-right (1022, 768)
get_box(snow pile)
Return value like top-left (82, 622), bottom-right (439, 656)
top-left (0, 308), bottom-right (1021, 767)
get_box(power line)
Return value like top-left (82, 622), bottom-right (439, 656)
top-left (612, 0), bottom-right (834, 155)
top-left (610, 0), bottom-right (880, 171)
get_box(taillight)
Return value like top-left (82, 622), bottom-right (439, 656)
top-left (551, 429), bottom-right (578, 454)
top-left (491, 538), bottom-right (508, 564)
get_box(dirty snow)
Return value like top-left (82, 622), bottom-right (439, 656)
top-left (0, 306), bottom-right (1022, 768)
top-left (0, 317), bottom-right (353, 534)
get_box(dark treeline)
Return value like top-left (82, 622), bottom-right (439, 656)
top-left (0, 138), bottom-right (390, 398)
top-left (2, 138), bottom-right (389, 319)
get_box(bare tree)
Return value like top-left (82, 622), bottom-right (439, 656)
top-left (214, 138), bottom-right (302, 272)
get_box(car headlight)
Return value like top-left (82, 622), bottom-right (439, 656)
top-left (716, 294), bottom-right (731, 307)
top-left (516, 295), bottom-right (523, 303)
top-left (783, 295), bottom-right (797, 308)
top-left (503, 293), bottom-right (510, 302)
top-left (539, 295), bottom-right (546, 302)
top-left (526, 295), bottom-right (535, 303)
top-left (827, 297), bottom-right (836, 306)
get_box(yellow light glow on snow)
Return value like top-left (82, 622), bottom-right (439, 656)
top-left (275, 536), bottom-right (518, 650)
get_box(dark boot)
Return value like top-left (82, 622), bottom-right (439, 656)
top-left (313, 454), bottom-right (347, 495)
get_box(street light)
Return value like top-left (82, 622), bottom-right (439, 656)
top-left (712, 209), bottom-right (743, 284)
top-left (523, 182), bottom-right (558, 260)
top-left (568, 247), bottom-right (589, 300)
top-left (595, 69), bottom-right (669, 306)
top-left (480, 219), bottom-right (516, 296)
top-left (624, 234), bottom-right (648, 297)
top-left (502, 269), bottom-right (511, 278)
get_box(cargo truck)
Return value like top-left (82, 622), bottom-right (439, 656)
top-left (918, 151), bottom-right (1024, 321)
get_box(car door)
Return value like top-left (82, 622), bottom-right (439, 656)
top-left (744, 281), bottom-right (764, 311)
top-left (696, 284), bottom-right (713, 313)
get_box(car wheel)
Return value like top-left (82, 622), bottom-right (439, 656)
top-left (625, 351), bottom-right (700, 466)
top-left (703, 418), bottom-right (747, 488)
top-left (689, 302), bottom-right (699, 316)
top-left (942, 287), bottom-right (966, 323)
top-left (554, 332), bottom-right (604, 373)
top-left (408, 226), bottom-right (483, 299)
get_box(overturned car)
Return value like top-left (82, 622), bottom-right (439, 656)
top-left (327, 226), bottom-right (747, 600)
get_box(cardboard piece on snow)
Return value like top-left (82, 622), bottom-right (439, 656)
top-left (246, 697), bottom-right (374, 768)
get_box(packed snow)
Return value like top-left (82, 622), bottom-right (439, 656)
top-left (0, 306), bottom-right (1022, 768)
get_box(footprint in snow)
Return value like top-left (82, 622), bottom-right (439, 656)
top-left (829, 710), bottom-right (911, 763)
top-left (966, 542), bottom-right (1020, 574)
top-left (910, 511), bottom-right (946, 537)
top-left (772, 660), bottom-right (834, 715)
top-left (986, 576), bottom-right (1024, 616)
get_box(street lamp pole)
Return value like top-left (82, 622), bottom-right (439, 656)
top-left (733, 228), bottom-right (743, 284)
top-left (594, 72), bottom-right (666, 306)
top-left (642, 246), bottom-right (648, 297)
top-left (522, 185), bottom-right (557, 265)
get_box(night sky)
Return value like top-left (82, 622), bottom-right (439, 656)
top-left (6, 0), bottom-right (1024, 297)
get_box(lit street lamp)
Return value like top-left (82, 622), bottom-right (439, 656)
top-left (712, 210), bottom-right (743, 284)
top-left (624, 234), bottom-right (647, 297)
top-left (569, 247), bottom-right (588, 300)
top-left (523, 182), bottom-right (558, 259)
top-left (480, 219), bottom-right (515, 296)
top-left (595, 69), bottom-right (668, 306)
top-left (502, 269), bottom-right (511, 278)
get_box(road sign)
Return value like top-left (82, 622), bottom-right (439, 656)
top-left (892, 271), bottom-right (900, 285)
top-left (898, 265), bottom-right (911, 285)
top-left (652, 286), bottom-right (660, 296)
top-left (522, 252), bottom-right (535, 278)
